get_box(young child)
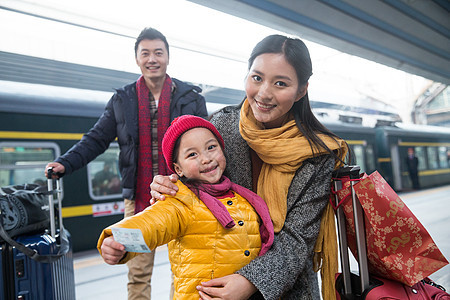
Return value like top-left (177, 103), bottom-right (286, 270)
top-left (97, 115), bottom-right (274, 299)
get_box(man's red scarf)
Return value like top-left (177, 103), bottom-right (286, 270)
top-left (135, 75), bottom-right (171, 213)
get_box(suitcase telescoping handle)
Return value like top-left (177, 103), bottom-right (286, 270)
top-left (0, 168), bottom-right (70, 263)
top-left (46, 167), bottom-right (63, 239)
top-left (333, 165), bottom-right (370, 297)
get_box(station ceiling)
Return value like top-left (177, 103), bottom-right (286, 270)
top-left (188, 0), bottom-right (450, 85)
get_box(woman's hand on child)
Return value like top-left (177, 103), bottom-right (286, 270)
top-left (149, 174), bottom-right (179, 204)
top-left (197, 274), bottom-right (257, 300)
top-left (100, 236), bottom-right (126, 265)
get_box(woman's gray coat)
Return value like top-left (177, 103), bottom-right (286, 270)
top-left (211, 105), bottom-right (334, 300)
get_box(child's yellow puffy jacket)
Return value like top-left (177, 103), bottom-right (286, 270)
top-left (98, 181), bottom-right (262, 299)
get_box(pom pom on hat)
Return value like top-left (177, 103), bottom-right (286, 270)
top-left (162, 115), bottom-right (225, 173)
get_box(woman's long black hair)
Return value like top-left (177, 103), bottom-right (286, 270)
top-left (245, 34), bottom-right (350, 165)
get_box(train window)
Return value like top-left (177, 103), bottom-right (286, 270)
top-left (365, 145), bottom-right (376, 172)
top-left (438, 146), bottom-right (449, 168)
top-left (87, 144), bottom-right (121, 200)
top-left (352, 145), bottom-right (367, 173)
top-left (427, 147), bottom-right (439, 169)
top-left (0, 142), bottom-right (60, 187)
top-left (414, 147), bottom-right (426, 171)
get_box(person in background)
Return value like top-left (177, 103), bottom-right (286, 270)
top-left (150, 34), bottom-right (349, 300)
top-left (92, 161), bottom-right (115, 195)
top-left (406, 147), bottom-right (420, 190)
top-left (98, 115), bottom-right (274, 299)
top-left (45, 27), bottom-right (207, 300)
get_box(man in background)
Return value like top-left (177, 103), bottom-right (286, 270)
top-left (45, 27), bottom-right (207, 299)
top-left (406, 147), bottom-right (420, 190)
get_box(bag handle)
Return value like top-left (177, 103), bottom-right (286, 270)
top-left (329, 176), bottom-right (362, 210)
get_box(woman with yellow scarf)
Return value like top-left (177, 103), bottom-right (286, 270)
top-left (151, 34), bottom-right (349, 300)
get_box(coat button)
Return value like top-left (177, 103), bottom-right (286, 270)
top-left (227, 200), bottom-right (233, 205)
top-left (244, 250), bottom-right (250, 256)
top-left (238, 220), bottom-right (244, 226)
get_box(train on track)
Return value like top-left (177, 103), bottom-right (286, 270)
top-left (2, 80), bottom-right (450, 252)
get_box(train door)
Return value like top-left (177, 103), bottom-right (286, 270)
top-left (400, 146), bottom-right (424, 190)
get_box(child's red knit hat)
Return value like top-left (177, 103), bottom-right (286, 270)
top-left (162, 115), bottom-right (225, 173)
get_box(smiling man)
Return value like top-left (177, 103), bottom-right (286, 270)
top-left (45, 27), bottom-right (207, 300)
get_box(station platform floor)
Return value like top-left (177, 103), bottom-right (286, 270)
top-left (73, 184), bottom-right (450, 299)
top-left (73, 245), bottom-right (171, 300)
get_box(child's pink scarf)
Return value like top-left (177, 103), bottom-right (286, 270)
top-left (192, 176), bottom-right (274, 256)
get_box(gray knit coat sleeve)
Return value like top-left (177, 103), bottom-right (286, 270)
top-left (211, 106), bottom-right (334, 300)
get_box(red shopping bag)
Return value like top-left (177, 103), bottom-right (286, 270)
top-left (336, 171), bottom-right (448, 287)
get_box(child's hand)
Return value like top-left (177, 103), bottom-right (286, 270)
top-left (100, 236), bottom-right (126, 265)
top-left (150, 174), bottom-right (179, 204)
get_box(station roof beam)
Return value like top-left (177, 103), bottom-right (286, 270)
top-left (188, 0), bottom-right (450, 84)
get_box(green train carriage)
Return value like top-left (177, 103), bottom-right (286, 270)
top-left (2, 80), bottom-right (450, 253)
top-left (0, 80), bottom-right (123, 252)
top-left (375, 124), bottom-right (450, 191)
top-left (325, 120), bottom-right (450, 191)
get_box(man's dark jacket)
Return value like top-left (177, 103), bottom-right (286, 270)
top-left (56, 78), bottom-right (207, 200)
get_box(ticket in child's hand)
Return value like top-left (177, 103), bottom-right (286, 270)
top-left (111, 228), bottom-right (152, 253)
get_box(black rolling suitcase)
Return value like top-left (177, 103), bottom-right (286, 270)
top-left (0, 168), bottom-right (76, 300)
